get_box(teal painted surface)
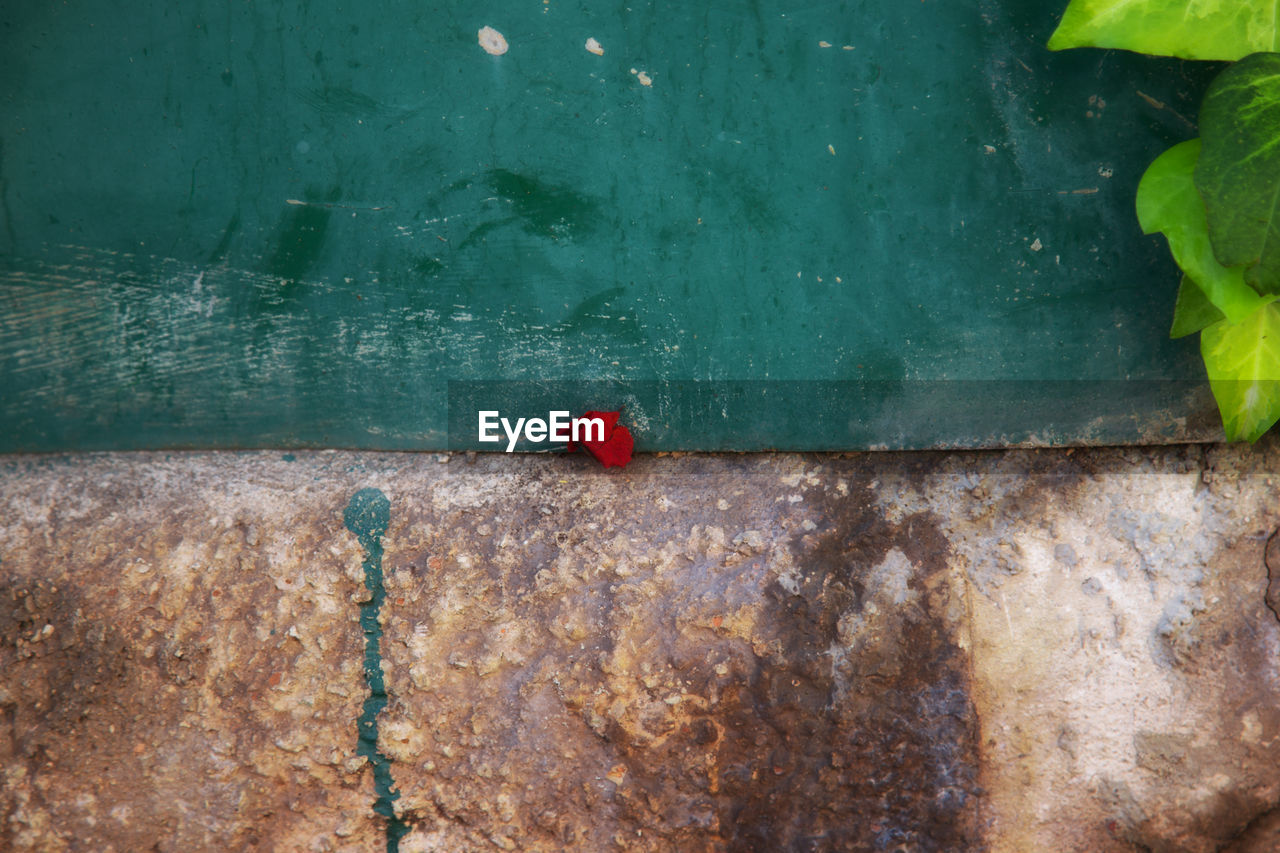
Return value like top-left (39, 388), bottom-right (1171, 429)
top-left (343, 488), bottom-right (407, 851)
top-left (0, 1), bottom-right (1223, 449)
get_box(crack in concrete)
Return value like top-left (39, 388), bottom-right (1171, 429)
top-left (344, 488), bottom-right (408, 852)
top-left (1264, 528), bottom-right (1280, 626)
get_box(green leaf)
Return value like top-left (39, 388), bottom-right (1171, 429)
top-left (1201, 301), bottom-right (1280, 441)
top-left (1048, 0), bottom-right (1280, 61)
top-left (1196, 52), bottom-right (1280, 295)
top-left (1136, 139), bottom-right (1272, 323)
top-left (1171, 275), bottom-right (1226, 338)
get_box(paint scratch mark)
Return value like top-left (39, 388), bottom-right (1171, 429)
top-left (286, 199), bottom-right (391, 211)
top-left (1135, 90), bottom-right (1196, 131)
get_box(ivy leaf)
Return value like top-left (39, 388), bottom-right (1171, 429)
top-left (1201, 301), bottom-right (1280, 441)
top-left (1136, 139), bottom-right (1272, 323)
top-left (1196, 52), bottom-right (1280, 295)
top-left (1171, 275), bottom-right (1226, 338)
top-left (1048, 1), bottom-right (1280, 61)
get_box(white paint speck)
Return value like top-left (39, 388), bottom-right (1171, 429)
top-left (1030, 238), bottom-right (1043, 252)
top-left (585, 37), bottom-right (604, 56)
top-left (818, 40), bottom-right (832, 48)
top-left (636, 70), bottom-right (652, 86)
top-left (478, 26), bottom-right (508, 56)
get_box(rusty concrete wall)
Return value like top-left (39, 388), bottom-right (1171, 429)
top-left (1, 445), bottom-right (1278, 851)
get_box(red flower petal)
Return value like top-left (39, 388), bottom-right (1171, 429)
top-left (588, 423), bottom-right (634, 468)
top-left (567, 409), bottom-right (634, 468)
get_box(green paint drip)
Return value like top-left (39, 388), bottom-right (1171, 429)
top-left (343, 488), bottom-right (408, 851)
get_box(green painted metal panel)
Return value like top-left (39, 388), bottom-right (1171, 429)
top-left (0, 1), bottom-right (1222, 450)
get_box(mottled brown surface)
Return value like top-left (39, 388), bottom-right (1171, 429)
top-left (380, 455), bottom-right (980, 851)
top-left (0, 455), bottom-right (382, 852)
top-left (1226, 806), bottom-right (1280, 852)
top-left (1, 447), bottom-right (1279, 852)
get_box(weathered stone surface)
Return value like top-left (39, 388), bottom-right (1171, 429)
top-left (2, 445), bottom-right (1279, 852)
top-left (883, 444), bottom-right (1280, 853)
top-left (0, 455), bottom-right (383, 852)
top-left (1225, 806), bottom-right (1280, 851)
top-left (380, 455), bottom-right (980, 851)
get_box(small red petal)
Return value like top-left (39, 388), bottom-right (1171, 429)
top-left (587, 424), bottom-right (633, 468)
top-left (567, 409), bottom-right (633, 468)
